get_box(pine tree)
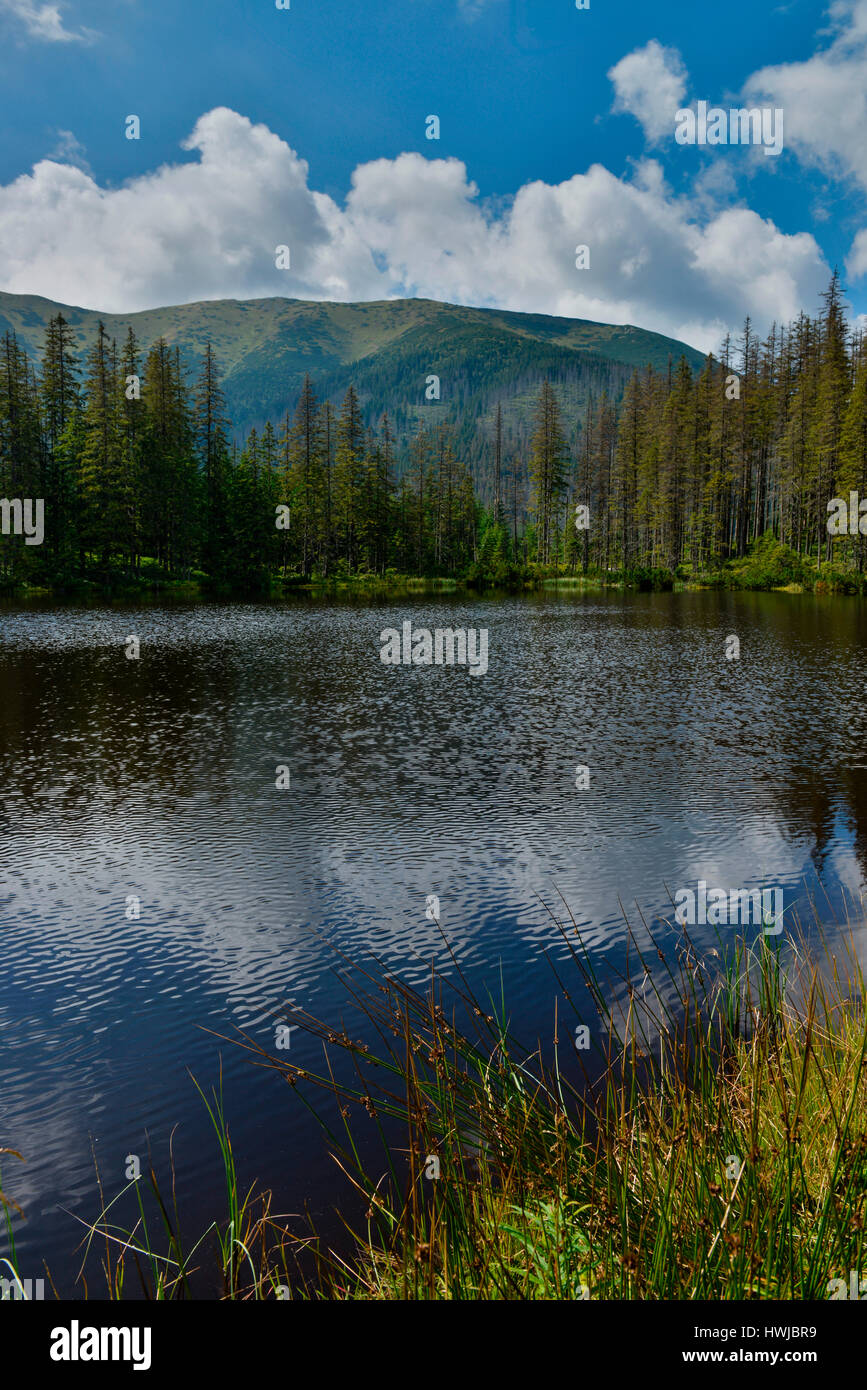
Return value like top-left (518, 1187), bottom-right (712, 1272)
top-left (287, 376), bottom-right (323, 578)
top-left (119, 326), bottom-right (142, 569)
top-left (333, 385), bottom-right (365, 572)
top-left (812, 271), bottom-right (851, 561)
top-left (612, 371), bottom-right (643, 570)
top-left (493, 403), bottom-right (504, 526)
top-left (528, 380), bottom-right (568, 566)
top-left (407, 423), bottom-right (431, 575)
top-left (79, 323), bottom-right (125, 567)
top-left (0, 331), bottom-right (42, 583)
top-left (838, 356), bottom-right (867, 569)
top-left (194, 342), bottom-right (231, 580)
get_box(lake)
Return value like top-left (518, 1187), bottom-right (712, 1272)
top-left (2, 587), bottom-right (866, 1295)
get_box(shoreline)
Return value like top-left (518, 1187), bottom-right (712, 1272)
top-left (4, 916), bottom-right (864, 1300)
top-left (2, 565), bottom-right (865, 606)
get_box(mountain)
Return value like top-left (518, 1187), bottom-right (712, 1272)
top-left (0, 290), bottom-right (708, 496)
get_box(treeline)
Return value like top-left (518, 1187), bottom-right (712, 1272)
top-left (0, 317), bottom-right (480, 591)
top-left (2, 273), bottom-right (866, 593)
top-left (531, 272), bottom-right (867, 575)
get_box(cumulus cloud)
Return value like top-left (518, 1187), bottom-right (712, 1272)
top-left (743, 0), bottom-right (867, 280)
top-left (0, 106), bottom-right (828, 352)
top-left (746, 1), bottom-right (867, 187)
top-left (0, 0), bottom-right (86, 42)
top-left (608, 39), bottom-right (689, 144)
top-left (0, 108), bottom-right (385, 311)
top-left (347, 150), bottom-right (826, 349)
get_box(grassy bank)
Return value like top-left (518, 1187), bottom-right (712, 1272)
top-left (266, 914), bottom-right (866, 1300)
top-left (7, 533), bottom-right (867, 602)
top-left (537, 537), bottom-right (867, 595)
top-left (4, 905), bottom-right (861, 1301)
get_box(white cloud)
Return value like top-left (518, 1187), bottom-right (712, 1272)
top-left (847, 229), bottom-right (867, 278)
top-left (346, 151), bottom-right (826, 349)
top-left (743, 0), bottom-right (867, 280)
top-left (0, 0), bottom-right (86, 42)
top-left (609, 13), bottom-right (867, 293)
top-left (0, 107), bottom-right (829, 353)
top-left (608, 40), bottom-right (689, 144)
top-left (46, 129), bottom-right (91, 174)
top-left (0, 109), bottom-right (384, 311)
top-left (746, 1), bottom-right (867, 189)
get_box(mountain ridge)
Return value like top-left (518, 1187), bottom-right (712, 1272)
top-left (0, 290), bottom-right (709, 495)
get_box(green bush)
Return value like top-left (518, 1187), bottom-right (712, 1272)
top-left (814, 564), bottom-right (865, 595)
top-left (726, 534), bottom-right (807, 589)
top-left (622, 564), bottom-right (675, 591)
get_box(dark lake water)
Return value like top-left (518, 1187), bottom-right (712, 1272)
top-left (2, 587), bottom-right (867, 1296)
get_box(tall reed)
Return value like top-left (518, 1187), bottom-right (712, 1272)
top-left (46, 900), bottom-right (867, 1299)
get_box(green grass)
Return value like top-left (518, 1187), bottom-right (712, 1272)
top-left (4, 903), bottom-right (865, 1300)
top-left (254, 910), bottom-right (866, 1300)
top-left (688, 534), bottom-right (867, 594)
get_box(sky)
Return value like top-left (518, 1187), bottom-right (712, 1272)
top-left (0, 0), bottom-right (864, 353)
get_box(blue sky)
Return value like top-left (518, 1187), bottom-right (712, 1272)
top-left (0, 0), bottom-right (864, 352)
